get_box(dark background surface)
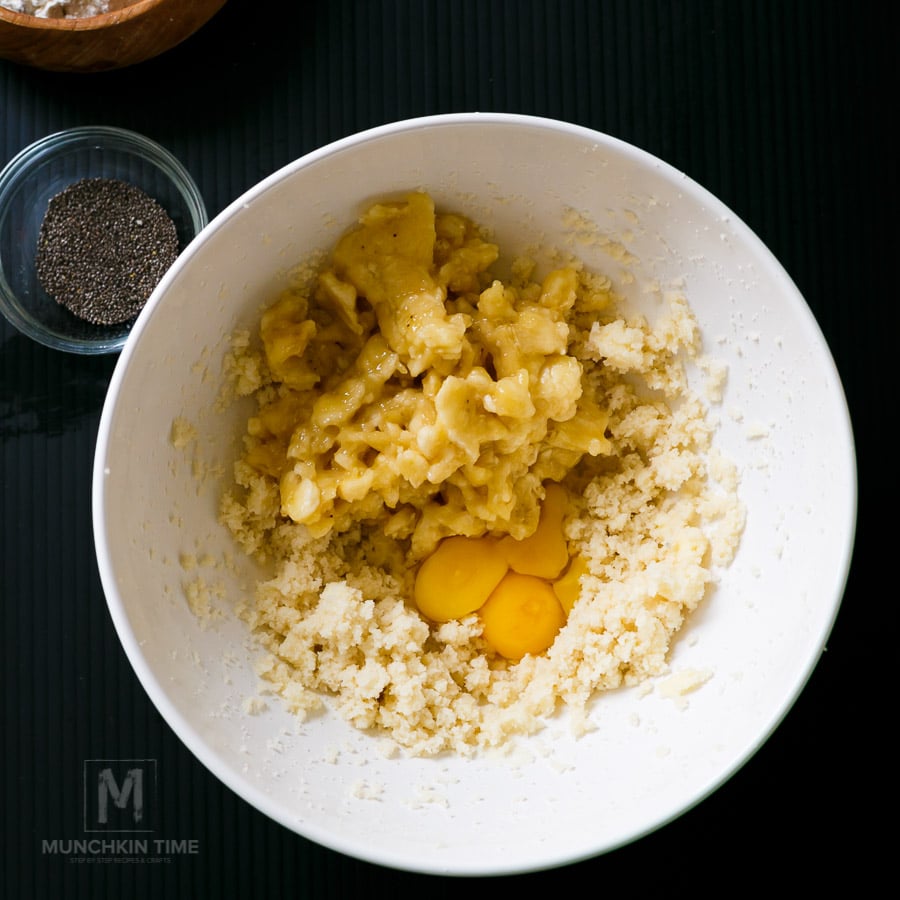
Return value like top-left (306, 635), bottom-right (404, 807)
top-left (0, 1), bottom-right (889, 896)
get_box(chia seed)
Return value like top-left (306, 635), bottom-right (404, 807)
top-left (34, 176), bottom-right (179, 326)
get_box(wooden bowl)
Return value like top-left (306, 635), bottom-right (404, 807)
top-left (0, 0), bottom-right (228, 73)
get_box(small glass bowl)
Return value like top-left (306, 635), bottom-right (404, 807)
top-left (0, 126), bottom-right (207, 354)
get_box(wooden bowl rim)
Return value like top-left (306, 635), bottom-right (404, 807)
top-left (0, 0), bottom-right (170, 32)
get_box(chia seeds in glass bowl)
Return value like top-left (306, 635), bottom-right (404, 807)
top-left (0, 126), bottom-right (207, 354)
top-left (35, 177), bottom-right (180, 327)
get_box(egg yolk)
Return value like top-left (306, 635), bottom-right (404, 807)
top-left (413, 535), bottom-right (509, 623)
top-left (413, 483), bottom-right (588, 659)
top-left (479, 572), bottom-right (566, 660)
top-left (552, 555), bottom-right (589, 614)
top-left (499, 482), bottom-right (569, 579)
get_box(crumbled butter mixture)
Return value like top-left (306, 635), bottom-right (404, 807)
top-left (211, 193), bottom-right (745, 757)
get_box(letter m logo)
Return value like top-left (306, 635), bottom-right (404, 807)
top-left (84, 759), bottom-right (157, 832)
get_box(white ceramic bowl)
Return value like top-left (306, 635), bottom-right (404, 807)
top-left (92, 113), bottom-right (857, 876)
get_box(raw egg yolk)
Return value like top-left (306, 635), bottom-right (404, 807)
top-left (500, 482), bottom-right (569, 580)
top-left (552, 555), bottom-right (589, 614)
top-left (479, 572), bottom-right (566, 661)
top-left (414, 535), bottom-right (508, 623)
top-left (413, 484), bottom-right (587, 659)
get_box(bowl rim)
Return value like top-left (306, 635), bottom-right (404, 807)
top-left (0, 124), bottom-right (207, 354)
top-left (0, 0), bottom-right (165, 30)
top-left (92, 111), bottom-right (858, 875)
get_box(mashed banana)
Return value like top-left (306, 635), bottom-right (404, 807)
top-left (218, 192), bottom-right (744, 756)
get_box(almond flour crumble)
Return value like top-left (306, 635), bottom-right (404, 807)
top-left (203, 194), bottom-right (745, 757)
